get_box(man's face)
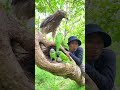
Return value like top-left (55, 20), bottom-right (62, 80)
top-left (86, 33), bottom-right (104, 60)
top-left (69, 40), bottom-right (79, 52)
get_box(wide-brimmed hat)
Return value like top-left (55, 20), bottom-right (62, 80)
top-left (67, 36), bottom-right (81, 46)
top-left (86, 24), bottom-right (111, 47)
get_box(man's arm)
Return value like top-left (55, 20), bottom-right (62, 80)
top-left (86, 50), bottom-right (116, 90)
top-left (69, 47), bottom-right (83, 66)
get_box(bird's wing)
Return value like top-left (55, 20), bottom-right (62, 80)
top-left (40, 15), bottom-right (55, 28)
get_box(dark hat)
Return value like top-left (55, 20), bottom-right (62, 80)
top-left (86, 24), bottom-right (111, 47)
top-left (67, 36), bottom-right (81, 46)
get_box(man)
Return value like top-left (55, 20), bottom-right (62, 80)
top-left (65, 36), bottom-right (84, 71)
top-left (85, 24), bottom-right (116, 90)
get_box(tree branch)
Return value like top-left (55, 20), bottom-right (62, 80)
top-left (85, 73), bottom-right (99, 90)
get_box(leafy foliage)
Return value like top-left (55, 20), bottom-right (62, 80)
top-left (86, 0), bottom-right (120, 41)
top-left (35, 66), bottom-right (85, 90)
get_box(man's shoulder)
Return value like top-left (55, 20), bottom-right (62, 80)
top-left (78, 47), bottom-right (83, 50)
top-left (101, 48), bottom-right (116, 61)
top-left (102, 48), bottom-right (115, 56)
top-left (77, 47), bottom-right (83, 52)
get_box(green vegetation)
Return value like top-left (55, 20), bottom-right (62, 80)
top-left (35, 66), bottom-right (85, 90)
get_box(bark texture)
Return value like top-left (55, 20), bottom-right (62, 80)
top-left (0, 8), bottom-right (34, 90)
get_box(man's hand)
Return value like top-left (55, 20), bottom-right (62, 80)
top-left (65, 51), bottom-right (70, 58)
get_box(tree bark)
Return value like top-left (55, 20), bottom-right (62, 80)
top-left (0, 8), bottom-right (34, 90)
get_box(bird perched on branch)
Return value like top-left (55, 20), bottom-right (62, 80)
top-left (40, 10), bottom-right (68, 38)
top-left (50, 48), bottom-right (57, 61)
top-left (58, 51), bottom-right (71, 64)
top-left (55, 32), bottom-right (64, 55)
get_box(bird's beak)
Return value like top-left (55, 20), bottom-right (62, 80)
top-left (66, 17), bottom-right (68, 20)
top-left (64, 14), bottom-right (68, 20)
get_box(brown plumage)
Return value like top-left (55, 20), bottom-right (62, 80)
top-left (40, 10), bottom-right (68, 38)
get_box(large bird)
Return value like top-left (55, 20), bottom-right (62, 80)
top-left (40, 10), bottom-right (68, 38)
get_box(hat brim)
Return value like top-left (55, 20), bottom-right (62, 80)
top-left (68, 39), bottom-right (81, 46)
top-left (99, 32), bottom-right (111, 47)
top-left (87, 31), bottom-right (111, 47)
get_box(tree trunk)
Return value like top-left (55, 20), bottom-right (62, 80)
top-left (0, 8), bottom-right (34, 90)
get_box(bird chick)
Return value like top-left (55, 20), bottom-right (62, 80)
top-left (49, 48), bottom-right (57, 61)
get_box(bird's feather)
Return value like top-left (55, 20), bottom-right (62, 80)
top-left (58, 51), bottom-right (71, 64)
top-left (40, 15), bottom-right (54, 28)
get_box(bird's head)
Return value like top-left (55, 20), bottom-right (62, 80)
top-left (56, 10), bottom-right (68, 20)
top-left (50, 48), bottom-right (55, 53)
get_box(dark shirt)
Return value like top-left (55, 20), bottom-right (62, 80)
top-left (69, 47), bottom-right (83, 66)
top-left (86, 49), bottom-right (116, 90)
